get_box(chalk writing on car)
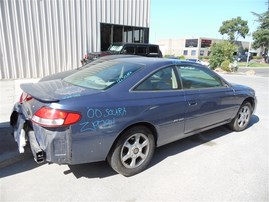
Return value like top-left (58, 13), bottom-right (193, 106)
top-left (80, 107), bottom-right (127, 132)
top-left (116, 72), bottom-right (133, 83)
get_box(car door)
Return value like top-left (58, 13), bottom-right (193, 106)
top-left (176, 64), bottom-right (236, 134)
top-left (133, 66), bottom-right (188, 146)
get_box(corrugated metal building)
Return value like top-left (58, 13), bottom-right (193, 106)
top-left (0, 0), bottom-right (150, 79)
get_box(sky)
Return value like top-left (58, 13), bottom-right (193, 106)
top-left (149, 0), bottom-right (268, 43)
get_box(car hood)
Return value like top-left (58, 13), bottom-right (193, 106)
top-left (20, 79), bottom-right (101, 102)
top-left (231, 83), bottom-right (255, 95)
top-left (231, 83), bottom-right (252, 90)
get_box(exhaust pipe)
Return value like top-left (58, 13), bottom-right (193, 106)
top-left (28, 131), bottom-right (45, 163)
top-left (35, 151), bottom-right (45, 163)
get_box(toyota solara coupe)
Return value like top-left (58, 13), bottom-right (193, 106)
top-left (10, 56), bottom-right (256, 176)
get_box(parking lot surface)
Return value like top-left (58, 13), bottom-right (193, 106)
top-left (0, 74), bottom-right (268, 201)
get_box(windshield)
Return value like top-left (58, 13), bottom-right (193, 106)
top-left (64, 61), bottom-right (142, 90)
top-left (108, 45), bottom-right (123, 52)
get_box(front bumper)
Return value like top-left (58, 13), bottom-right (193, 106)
top-left (10, 103), bottom-right (72, 164)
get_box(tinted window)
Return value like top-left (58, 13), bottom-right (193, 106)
top-left (64, 61), bottom-right (142, 90)
top-left (148, 46), bottom-right (158, 54)
top-left (137, 46), bottom-right (147, 55)
top-left (135, 67), bottom-right (179, 91)
top-left (123, 46), bottom-right (135, 54)
top-left (176, 65), bottom-right (223, 89)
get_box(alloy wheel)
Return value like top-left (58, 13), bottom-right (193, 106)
top-left (120, 133), bottom-right (150, 169)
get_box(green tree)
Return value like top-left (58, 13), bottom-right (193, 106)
top-left (252, 11), bottom-right (269, 62)
top-left (209, 41), bottom-right (237, 70)
top-left (219, 17), bottom-right (249, 42)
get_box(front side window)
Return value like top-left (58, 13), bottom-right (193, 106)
top-left (64, 61), bottom-right (142, 90)
top-left (135, 67), bottom-right (179, 91)
top-left (123, 46), bottom-right (135, 54)
top-left (176, 65), bottom-right (224, 89)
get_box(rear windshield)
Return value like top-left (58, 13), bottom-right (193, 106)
top-left (64, 61), bottom-right (142, 90)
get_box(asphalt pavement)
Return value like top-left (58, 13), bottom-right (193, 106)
top-left (237, 67), bottom-right (269, 77)
top-left (0, 126), bottom-right (32, 169)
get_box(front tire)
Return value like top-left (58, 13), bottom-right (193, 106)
top-left (228, 102), bottom-right (252, 131)
top-left (107, 126), bottom-right (155, 177)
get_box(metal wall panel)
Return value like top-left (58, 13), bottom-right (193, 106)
top-left (0, 0), bottom-right (150, 79)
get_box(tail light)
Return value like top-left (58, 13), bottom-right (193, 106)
top-left (32, 107), bottom-right (81, 127)
top-left (19, 92), bottom-right (32, 103)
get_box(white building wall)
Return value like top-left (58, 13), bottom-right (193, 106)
top-left (156, 38), bottom-right (253, 59)
top-left (0, 0), bottom-right (150, 79)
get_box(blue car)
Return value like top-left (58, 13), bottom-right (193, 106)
top-left (10, 57), bottom-right (256, 176)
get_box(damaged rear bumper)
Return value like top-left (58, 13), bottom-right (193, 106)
top-left (28, 131), bottom-right (45, 163)
top-left (10, 103), bottom-right (72, 164)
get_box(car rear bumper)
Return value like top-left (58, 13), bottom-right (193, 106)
top-left (10, 103), bottom-right (72, 164)
top-left (32, 123), bottom-right (72, 164)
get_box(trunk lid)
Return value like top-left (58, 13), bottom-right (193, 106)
top-left (20, 79), bottom-right (100, 102)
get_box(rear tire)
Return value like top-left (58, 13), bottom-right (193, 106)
top-left (107, 126), bottom-right (155, 177)
top-left (228, 102), bottom-right (252, 131)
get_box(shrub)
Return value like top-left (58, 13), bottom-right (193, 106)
top-left (209, 41), bottom-right (237, 69)
top-left (221, 60), bottom-right (231, 72)
top-left (253, 56), bottom-right (262, 60)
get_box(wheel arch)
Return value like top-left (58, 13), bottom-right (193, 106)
top-left (106, 122), bottom-right (158, 159)
top-left (243, 96), bottom-right (256, 113)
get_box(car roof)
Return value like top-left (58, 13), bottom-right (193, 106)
top-left (111, 57), bottom-right (195, 68)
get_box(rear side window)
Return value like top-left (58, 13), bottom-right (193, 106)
top-left (137, 46), bottom-right (147, 55)
top-left (64, 61), bottom-right (142, 90)
top-left (148, 46), bottom-right (158, 54)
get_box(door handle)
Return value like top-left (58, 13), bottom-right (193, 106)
top-left (188, 101), bottom-right (197, 106)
